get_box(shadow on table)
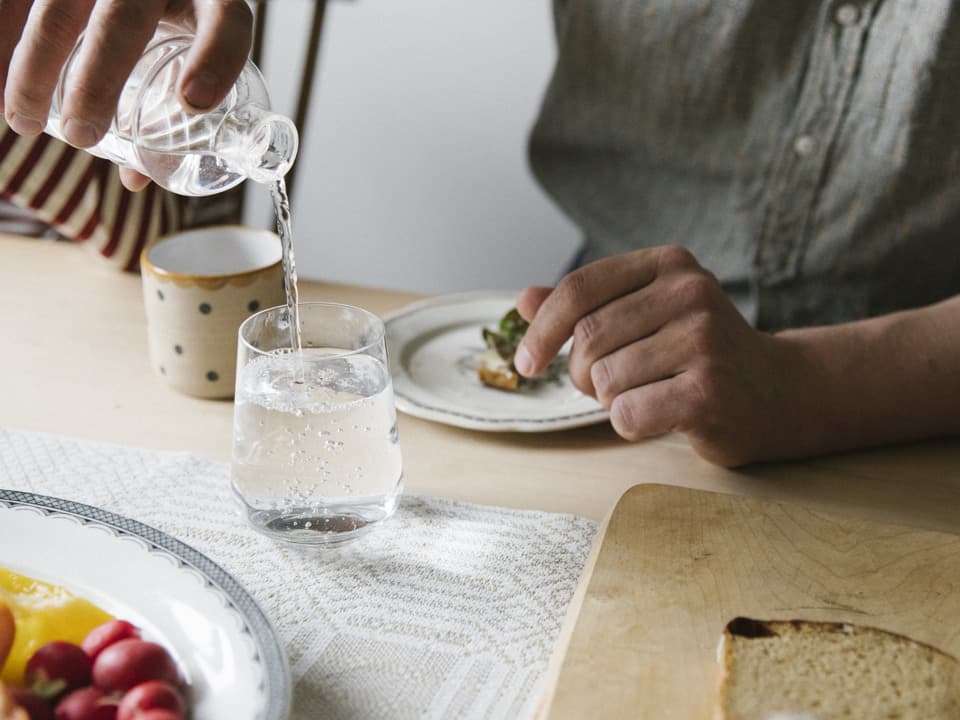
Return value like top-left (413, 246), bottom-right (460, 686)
top-left (719, 437), bottom-right (960, 536)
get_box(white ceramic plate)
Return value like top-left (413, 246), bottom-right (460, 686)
top-left (384, 291), bottom-right (608, 432)
top-left (0, 490), bottom-right (290, 720)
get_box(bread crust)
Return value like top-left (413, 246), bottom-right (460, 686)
top-left (716, 617), bottom-right (960, 720)
top-left (724, 617), bottom-right (960, 661)
top-left (478, 366), bottom-right (519, 391)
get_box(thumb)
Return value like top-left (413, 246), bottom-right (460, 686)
top-left (177, 0), bottom-right (253, 111)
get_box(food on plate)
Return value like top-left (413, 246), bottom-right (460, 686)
top-left (478, 308), bottom-right (528, 390)
top-left (1, 601), bottom-right (29, 720)
top-left (0, 685), bottom-right (28, 720)
top-left (80, 624), bottom-right (140, 666)
top-left (54, 687), bottom-right (114, 720)
top-left (0, 603), bottom-right (13, 672)
top-left (0, 570), bottom-right (188, 720)
top-left (1, 601), bottom-right (24, 720)
top-left (120, 713), bottom-right (179, 720)
top-left (0, 568), bottom-right (113, 686)
top-left (478, 308), bottom-right (563, 391)
top-left (716, 617), bottom-right (960, 719)
top-left (24, 643), bottom-right (92, 699)
top-left (12, 627), bottom-right (186, 720)
top-left (116, 682), bottom-right (185, 720)
top-left (91, 641), bottom-right (179, 693)
top-left (6, 688), bottom-right (51, 720)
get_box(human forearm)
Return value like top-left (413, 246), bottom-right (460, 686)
top-left (777, 295), bottom-right (960, 457)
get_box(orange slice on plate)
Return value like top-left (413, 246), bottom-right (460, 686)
top-left (0, 568), bottom-right (112, 686)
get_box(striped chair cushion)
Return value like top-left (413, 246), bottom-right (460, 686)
top-left (0, 120), bottom-right (184, 271)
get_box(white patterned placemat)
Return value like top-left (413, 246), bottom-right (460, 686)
top-left (0, 428), bottom-right (595, 719)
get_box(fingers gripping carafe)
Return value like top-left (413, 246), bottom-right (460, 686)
top-left (45, 21), bottom-right (298, 196)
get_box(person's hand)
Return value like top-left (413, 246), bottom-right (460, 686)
top-left (514, 246), bottom-right (811, 467)
top-left (1, 0), bottom-right (254, 190)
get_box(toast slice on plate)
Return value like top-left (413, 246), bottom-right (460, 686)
top-left (478, 308), bottom-right (527, 392)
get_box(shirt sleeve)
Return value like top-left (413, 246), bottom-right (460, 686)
top-left (0, 119), bottom-right (183, 271)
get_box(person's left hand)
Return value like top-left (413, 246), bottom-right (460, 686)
top-left (513, 246), bottom-right (810, 467)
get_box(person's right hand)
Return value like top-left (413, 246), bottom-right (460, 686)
top-left (1, 0), bottom-right (254, 190)
top-left (513, 247), bottom-right (812, 467)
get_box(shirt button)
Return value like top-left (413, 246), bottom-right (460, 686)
top-left (835, 4), bottom-right (860, 26)
top-left (793, 135), bottom-right (817, 157)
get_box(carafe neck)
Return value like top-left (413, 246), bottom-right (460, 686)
top-left (215, 105), bottom-right (299, 185)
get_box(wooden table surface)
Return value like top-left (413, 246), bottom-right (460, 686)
top-left (2, 233), bottom-right (959, 712)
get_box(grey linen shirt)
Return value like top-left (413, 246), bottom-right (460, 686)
top-left (529, 0), bottom-right (960, 330)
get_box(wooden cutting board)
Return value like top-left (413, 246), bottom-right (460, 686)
top-left (547, 484), bottom-right (960, 719)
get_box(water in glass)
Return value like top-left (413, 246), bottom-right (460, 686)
top-left (231, 305), bottom-right (402, 545)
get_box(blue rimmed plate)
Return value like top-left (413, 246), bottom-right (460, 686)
top-left (0, 489), bottom-right (290, 720)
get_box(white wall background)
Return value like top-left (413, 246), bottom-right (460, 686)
top-left (244, 0), bottom-right (581, 294)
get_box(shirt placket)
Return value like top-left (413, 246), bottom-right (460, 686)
top-left (755, 0), bottom-right (878, 287)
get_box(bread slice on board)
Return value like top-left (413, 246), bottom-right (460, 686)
top-left (716, 617), bottom-right (960, 720)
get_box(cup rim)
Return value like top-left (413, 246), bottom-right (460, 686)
top-left (238, 302), bottom-right (386, 359)
top-left (140, 225), bottom-right (282, 282)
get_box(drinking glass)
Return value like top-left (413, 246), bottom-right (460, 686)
top-left (231, 302), bottom-right (403, 545)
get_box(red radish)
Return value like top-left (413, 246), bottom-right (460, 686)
top-left (25, 642), bottom-right (92, 699)
top-left (82, 621), bottom-right (141, 662)
top-left (116, 682), bottom-right (184, 720)
top-left (92, 641), bottom-right (179, 693)
top-left (54, 687), bottom-right (117, 720)
top-left (128, 712), bottom-right (180, 720)
top-left (8, 687), bottom-right (54, 720)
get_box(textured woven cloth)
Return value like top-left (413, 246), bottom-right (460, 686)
top-left (0, 427), bottom-right (595, 719)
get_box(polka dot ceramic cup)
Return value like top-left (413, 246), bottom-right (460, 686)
top-left (141, 226), bottom-right (286, 399)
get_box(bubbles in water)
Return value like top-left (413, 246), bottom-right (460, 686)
top-left (232, 352), bottom-right (402, 535)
